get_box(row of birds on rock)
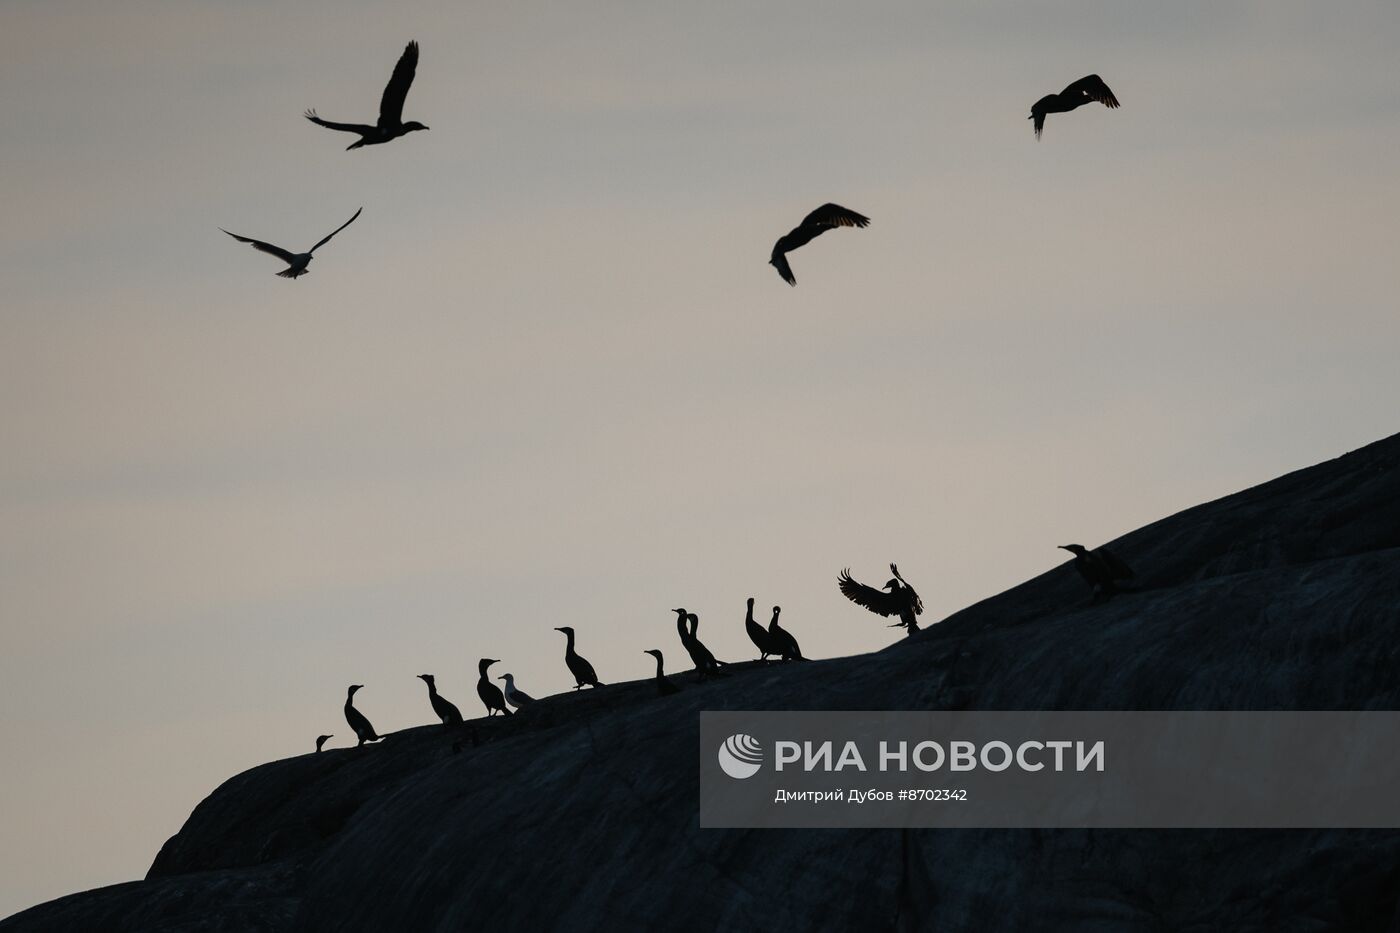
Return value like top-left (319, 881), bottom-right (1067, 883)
top-left (317, 545), bottom-right (1131, 752)
top-left (221, 40), bottom-right (1121, 287)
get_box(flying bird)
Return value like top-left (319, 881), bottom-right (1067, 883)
top-left (1029, 74), bottom-right (1120, 139)
top-left (220, 207), bottom-right (362, 279)
top-left (304, 41), bottom-right (429, 150)
top-left (838, 563), bottom-right (924, 636)
top-left (769, 203), bottom-right (870, 286)
top-left (1058, 544), bottom-right (1134, 599)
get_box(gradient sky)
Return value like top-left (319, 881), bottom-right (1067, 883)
top-left (3, 0), bottom-right (1399, 917)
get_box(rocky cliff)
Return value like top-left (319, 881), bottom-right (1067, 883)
top-left (6, 434), bottom-right (1400, 932)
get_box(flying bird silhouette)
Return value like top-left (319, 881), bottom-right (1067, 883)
top-left (305, 41), bottom-right (429, 150)
top-left (220, 207), bottom-right (362, 279)
top-left (769, 203), bottom-right (870, 286)
top-left (1029, 74), bottom-right (1119, 139)
top-left (838, 563), bottom-right (924, 636)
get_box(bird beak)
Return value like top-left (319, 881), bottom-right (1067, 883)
top-left (1057, 545), bottom-right (1072, 551)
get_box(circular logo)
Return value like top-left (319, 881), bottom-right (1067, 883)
top-left (718, 733), bottom-right (763, 779)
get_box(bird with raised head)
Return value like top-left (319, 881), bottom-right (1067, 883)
top-left (644, 649), bottom-right (680, 696)
top-left (343, 685), bottom-right (382, 747)
top-left (476, 659), bottom-right (512, 716)
top-left (417, 674), bottom-right (464, 727)
top-left (555, 626), bottom-right (603, 689)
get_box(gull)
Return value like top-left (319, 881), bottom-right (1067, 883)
top-left (220, 208), bottom-right (362, 279)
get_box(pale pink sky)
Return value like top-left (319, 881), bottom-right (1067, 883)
top-left (2, 0), bottom-right (1399, 917)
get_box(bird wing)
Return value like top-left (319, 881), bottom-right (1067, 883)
top-left (800, 203), bottom-right (871, 229)
top-left (516, 689), bottom-right (536, 703)
top-left (838, 569), bottom-right (902, 617)
top-left (1096, 546), bottom-right (1134, 580)
top-left (221, 229), bottom-right (297, 264)
top-left (891, 564), bottom-right (924, 616)
top-left (304, 109), bottom-right (375, 135)
top-left (309, 207), bottom-right (362, 253)
top-left (1063, 74), bottom-right (1119, 108)
top-left (378, 40), bottom-right (419, 128)
top-left (770, 246), bottom-right (796, 286)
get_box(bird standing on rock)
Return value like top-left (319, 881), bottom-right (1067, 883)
top-left (343, 685), bottom-right (383, 747)
top-left (644, 649), bottom-right (680, 696)
top-left (838, 563), bottom-right (924, 635)
top-left (768, 606), bottom-right (804, 661)
top-left (305, 41), bottom-right (430, 150)
top-left (476, 659), bottom-right (512, 716)
top-left (555, 626), bottom-right (604, 689)
top-left (315, 734), bottom-right (334, 753)
top-left (1059, 544), bottom-right (1134, 600)
top-left (498, 673), bottom-right (535, 710)
top-left (417, 674), bottom-right (464, 727)
top-left (744, 597), bottom-right (780, 661)
top-left (674, 609), bottom-right (725, 678)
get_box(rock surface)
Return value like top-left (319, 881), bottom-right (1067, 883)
top-left (6, 434), bottom-right (1400, 932)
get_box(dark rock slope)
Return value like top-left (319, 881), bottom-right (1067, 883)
top-left (6, 434), bottom-right (1400, 932)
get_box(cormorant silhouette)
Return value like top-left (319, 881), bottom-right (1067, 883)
top-left (769, 203), bottom-right (870, 286)
top-left (343, 685), bottom-right (382, 746)
top-left (220, 207), bottom-right (362, 279)
top-left (673, 608), bottom-right (725, 678)
top-left (315, 734), bottom-right (333, 753)
top-left (744, 596), bottom-right (780, 661)
top-left (555, 626), bottom-right (603, 689)
top-left (1059, 544), bottom-right (1134, 599)
top-left (643, 649), bottom-right (680, 696)
top-left (476, 659), bottom-right (512, 716)
top-left (304, 41), bottom-right (429, 150)
top-left (768, 605), bottom-right (804, 661)
top-left (1029, 74), bottom-right (1119, 139)
top-left (838, 563), bottom-right (924, 635)
top-left (497, 673), bottom-right (536, 710)
top-left (417, 673), bottom-right (464, 726)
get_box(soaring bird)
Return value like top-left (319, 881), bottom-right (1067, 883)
top-left (417, 674), bottom-right (464, 727)
top-left (497, 673), bottom-right (536, 710)
top-left (220, 207), bottom-right (362, 279)
top-left (838, 563), bottom-right (924, 636)
top-left (769, 203), bottom-right (870, 286)
top-left (305, 41), bottom-right (429, 150)
top-left (1029, 74), bottom-right (1120, 139)
top-left (343, 685), bottom-right (382, 746)
top-left (555, 626), bottom-right (603, 689)
top-left (767, 605), bottom-right (804, 661)
top-left (744, 597), bottom-right (780, 661)
top-left (315, 734), bottom-right (334, 753)
top-left (476, 659), bottom-right (512, 716)
top-left (643, 649), bottom-right (680, 696)
top-left (1059, 544), bottom-right (1134, 599)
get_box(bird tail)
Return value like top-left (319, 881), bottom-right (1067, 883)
top-left (276, 268), bottom-right (305, 279)
top-left (346, 139), bottom-right (366, 151)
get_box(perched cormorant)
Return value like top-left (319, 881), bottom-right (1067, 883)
top-left (744, 596), bottom-right (780, 661)
top-left (673, 608), bottom-right (725, 678)
top-left (343, 685), bottom-right (382, 747)
top-left (497, 673), bottom-right (536, 710)
top-left (417, 673), bottom-right (464, 727)
top-left (476, 659), bottom-right (512, 716)
top-left (643, 649), bottom-right (680, 696)
top-left (838, 563), bottom-right (924, 636)
top-left (220, 207), bottom-right (362, 279)
top-left (1029, 74), bottom-right (1120, 139)
top-left (304, 41), bottom-right (429, 150)
top-left (315, 734), bottom-right (333, 753)
top-left (555, 626), bottom-right (603, 689)
top-left (767, 605), bottom-right (804, 661)
top-left (769, 203), bottom-right (870, 286)
top-left (1059, 544), bottom-right (1134, 599)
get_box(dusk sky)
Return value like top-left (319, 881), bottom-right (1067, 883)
top-left (3, 0), bottom-right (1399, 917)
